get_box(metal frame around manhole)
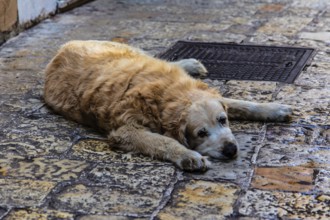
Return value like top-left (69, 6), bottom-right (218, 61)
top-left (157, 41), bottom-right (314, 83)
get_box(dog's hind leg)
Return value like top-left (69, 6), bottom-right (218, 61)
top-left (108, 125), bottom-right (211, 171)
top-left (173, 59), bottom-right (208, 77)
top-left (221, 98), bottom-right (293, 122)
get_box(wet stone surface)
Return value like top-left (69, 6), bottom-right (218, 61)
top-left (251, 166), bottom-right (314, 192)
top-left (257, 143), bottom-right (330, 168)
top-left (5, 209), bottom-right (74, 220)
top-left (0, 156), bottom-right (89, 182)
top-left (239, 189), bottom-right (330, 219)
top-left (0, 0), bottom-right (329, 219)
top-left (70, 139), bottom-right (160, 164)
top-left (0, 179), bottom-right (55, 207)
top-left (79, 216), bottom-right (148, 220)
top-left (86, 163), bottom-right (176, 197)
top-left (315, 169), bottom-right (330, 194)
top-left (157, 180), bottom-right (240, 220)
top-left (52, 184), bottom-right (160, 216)
top-left (0, 208), bottom-right (8, 219)
top-left (224, 81), bottom-right (277, 102)
top-left (185, 133), bottom-right (263, 189)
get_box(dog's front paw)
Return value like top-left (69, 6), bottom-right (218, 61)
top-left (175, 150), bottom-right (211, 172)
top-left (270, 104), bottom-right (293, 122)
top-left (278, 105), bottom-right (293, 121)
top-left (175, 58), bottom-right (208, 77)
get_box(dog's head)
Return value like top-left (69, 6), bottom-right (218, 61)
top-left (184, 98), bottom-right (238, 160)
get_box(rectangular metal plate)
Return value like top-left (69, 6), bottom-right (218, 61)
top-left (157, 41), bottom-right (314, 83)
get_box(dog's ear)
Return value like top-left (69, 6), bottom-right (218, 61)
top-left (162, 100), bottom-right (190, 147)
top-left (219, 99), bottom-right (228, 113)
top-left (167, 120), bottom-right (188, 147)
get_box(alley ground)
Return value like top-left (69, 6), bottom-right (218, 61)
top-left (0, 0), bottom-right (329, 219)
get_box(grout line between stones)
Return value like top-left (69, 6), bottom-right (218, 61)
top-left (232, 123), bottom-right (268, 217)
top-left (149, 170), bottom-right (183, 220)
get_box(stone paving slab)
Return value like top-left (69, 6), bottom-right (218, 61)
top-left (52, 184), bottom-right (160, 216)
top-left (157, 180), bottom-right (240, 220)
top-left (0, 0), bottom-right (329, 219)
top-left (70, 139), bottom-right (160, 164)
top-left (185, 133), bottom-right (262, 189)
top-left (0, 156), bottom-right (89, 182)
top-left (251, 166), bottom-right (314, 192)
top-left (5, 209), bottom-right (74, 220)
top-left (79, 216), bottom-right (147, 220)
top-left (0, 179), bottom-right (55, 207)
top-left (239, 189), bottom-right (330, 219)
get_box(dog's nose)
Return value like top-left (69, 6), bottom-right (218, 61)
top-left (222, 142), bottom-right (238, 158)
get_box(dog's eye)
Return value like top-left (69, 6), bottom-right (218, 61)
top-left (197, 128), bottom-right (208, 138)
top-left (217, 116), bottom-right (227, 125)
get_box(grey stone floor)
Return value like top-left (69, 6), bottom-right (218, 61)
top-left (0, 0), bottom-right (329, 219)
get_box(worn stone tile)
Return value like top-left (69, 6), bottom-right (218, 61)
top-left (293, 39), bottom-right (330, 52)
top-left (308, 62), bottom-right (330, 75)
top-left (291, 0), bottom-right (330, 9)
top-left (87, 163), bottom-right (175, 197)
top-left (229, 121), bottom-right (265, 134)
top-left (225, 24), bottom-right (256, 35)
top-left (239, 189), bottom-right (330, 219)
top-left (186, 133), bottom-right (261, 188)
top-left (129, 38), bottom-right (173, 53)
top-left (303, 17), bottom-right (330, 32)
top-left (276, 85), bottom-right (330, 108)
top-left (0, 115), bottom-right (78, 157)
top-left (5, 209), bottom-right (74, 220)
top-left (0, 156), bottom-right (89, 181)
top-left (0, 93), bottom-right (42, 113)
top-left (257, 16), bottom-right (313, 36)
top-left (224, 81), bottom-right (277, 102)
top-left (265, 125), bottom-right (323, 145)
top-left (258, 4), bottom-right (285, 13)
top-left (0, 73), bottom-right (40, 95)
top-left (284, 7), bottom-right (320, 18)
top-left (0, 56), bottom-right (49, 71)
top-left (294, 71), bottom-right (330, 88)
top-left (52, 184), bottom-right (160, 216)
top-left (313, 52), bottom-right (330, 64)
top-left (71, 139), bottom-right (161, 164)
top-left (246, 33), bottom-right (292, 45)
top-left (316, 126), bottom-right (330, 145)
top-left (157, 180), bottom-right (240, 220)
top-left (79, 216), bottom-right (147, 220)
top-left (186, 32), bottom-right (246, 44)
top-left (257, 143), bottom-right (330, 169)
top-left (0, 207), bottom-right (8, 219)
top-left (251, 166), bottom-right (314, 192)
top-left (315, 169), bottom-right (330, 194)
top-left (269, 124), bottom-right (305, 141)
top-left (291, 106), bottom-right (329, 125)
top-left (299, 32), bottom-right (330, 43)
top-left (0, 112), bottom-right (11, 128)
top-left (0, 179), bottom-right (55, 207)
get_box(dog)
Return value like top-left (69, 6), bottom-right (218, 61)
top-left (44, 40), bottom-right (292, 171)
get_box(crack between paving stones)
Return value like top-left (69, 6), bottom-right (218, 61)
top-left (149, 170), bottom-right (183, 220)
top-left (232, 123), bottom-right (267, 217)
top-left (0, 207), bottom-right (11, 220)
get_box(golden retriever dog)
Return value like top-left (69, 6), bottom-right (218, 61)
top-left (44, 40), bottom-right (292, 171)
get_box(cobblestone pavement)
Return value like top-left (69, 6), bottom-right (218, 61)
top-left (0, 0), bottom-right (329, 219)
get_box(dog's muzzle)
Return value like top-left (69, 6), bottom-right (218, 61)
top-left (222, 141), bottom-right (238, 158)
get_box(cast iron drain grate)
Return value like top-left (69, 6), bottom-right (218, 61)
top-left (157, 41), bottom-right (314, 83)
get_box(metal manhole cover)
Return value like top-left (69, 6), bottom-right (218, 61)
top-left (157, 41), bottom-right (314, 83)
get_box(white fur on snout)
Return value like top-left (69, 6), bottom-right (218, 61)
top-left (196, 126), bottom-right (238, 158)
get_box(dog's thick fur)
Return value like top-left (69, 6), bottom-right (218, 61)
top-left (44, 40), bottom-right (292, 171)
